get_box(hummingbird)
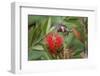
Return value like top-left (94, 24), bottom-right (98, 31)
top-left (55, 24), bottom-right (84, 43)
top-left (56, 24), bottom-right (72, 35)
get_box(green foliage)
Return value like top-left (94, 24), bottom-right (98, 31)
top-left (28, 50), bottom-right (50, 60)
top-left (29, 44), bottom-right (52, 60)
top-left (28, 15), bottom-right (88, 60)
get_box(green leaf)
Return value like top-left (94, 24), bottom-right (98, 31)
top-left (28, 27), bottom-right (36, 48)
top-left (72, 38), bottom-right (85, 50)
top-left (46, 17), bottom-right (51, 34)
top-left (51, 16), bottom-right (65, 24)
top-left (28, 15), bottom-right (47, 25)
top-left (73, 49), bottom-right (82, 56)
top-left (28, 24), bottom-right (41, 47)
top-left (28, 49), bottom-right (51, 60)
top-left (28, 50), bottom-right (43, 60)
top-left (32, 45), bottom-right (44, 51)
top-left (48, 26), bottom-right (55, 33)
top-left (72, 55), bottom-right (81, 58)
top-left (41, 17), bottom-right (52, 34)
top-left (42, 44), bottom-right (53, 59)
top-left (64, 33), bottom-right (74, 47)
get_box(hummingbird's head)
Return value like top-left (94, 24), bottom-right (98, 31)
top-left (56, 24), bottom-right (72, 35)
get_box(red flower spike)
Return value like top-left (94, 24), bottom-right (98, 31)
top-left (55, 34), bottom-right (63, 48)
top-left (44, 32), bottom-right (64, 54)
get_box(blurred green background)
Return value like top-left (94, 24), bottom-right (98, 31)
top-left (28, 15), bottom-right (88, 60)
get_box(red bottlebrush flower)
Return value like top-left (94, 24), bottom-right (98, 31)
top-left (55, 34), bottom-right (63, 48)
top-left (44, 32), bottom-right (64, 54)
